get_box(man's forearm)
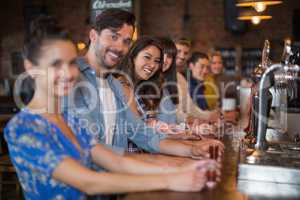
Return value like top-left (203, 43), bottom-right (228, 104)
top-left (159, 139), bottom-right (192, 157)
top-left (126, 153), bottom-right (192, 167)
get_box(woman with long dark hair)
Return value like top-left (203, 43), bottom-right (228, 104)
top-left (115, 36), bottom-right (164, 121)
top-left (157, 37), bottom-right (179, 124)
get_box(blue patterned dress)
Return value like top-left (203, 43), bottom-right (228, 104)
top-left (4, 109), bottom-right (97, 200)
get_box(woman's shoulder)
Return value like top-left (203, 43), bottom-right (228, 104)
top-left (114, 75), bottom-right (131, 88)
top-left (6, 109), bottom-right (37, 127)
top-left (176, 72), bottom-right (184, 80)
top-left (176, 72), bottom-right (188, 84)
top-left (4, 109), bottom-right (49, 138)
top-left (205, 74), bottom-right (215, 82)
top-left (110, 75), bottom-right (132, 103)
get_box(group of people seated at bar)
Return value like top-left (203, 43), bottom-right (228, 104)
top-left (3, 8), bottom-right (236, 200)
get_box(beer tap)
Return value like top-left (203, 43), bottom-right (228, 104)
top-left (282, 39), bottom-right (293, 66)
top-left (275, 39), bottom-right (296, 97)
top-left (253, 40), bottom-right (300, 154)
top-left (246, 40), bottom-right (272, 142)
top-left (262, 40), bottom-right (271, 69)
top-left (252, 40), bottom-right (271, 82)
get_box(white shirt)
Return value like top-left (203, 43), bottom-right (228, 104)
top-left (97, 77), bottom-right (117, 145)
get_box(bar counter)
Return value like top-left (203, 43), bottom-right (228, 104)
top-left (120, 134), bottom-right (300, 200)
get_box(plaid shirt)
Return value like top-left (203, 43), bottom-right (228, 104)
top-left (127, 140), bottom-right (144, 153)
top-left (135, 93), bottom-right (159, 120)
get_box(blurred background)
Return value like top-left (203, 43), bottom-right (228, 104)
top-left (0, 0), bottom-right (299, 100)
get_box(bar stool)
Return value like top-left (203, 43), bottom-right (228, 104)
top-left (0, 119), bottom-right (23, 200)
top-left (0, 155), bottom-right (22, 198)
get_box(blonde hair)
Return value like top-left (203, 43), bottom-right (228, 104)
top-left (173, 37), bottom-right (192, 48)
top-left (208, 50), bottom-right (222, 61)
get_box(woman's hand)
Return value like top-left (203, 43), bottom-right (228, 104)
top-left (190, 139), bottom-right (224, 161)
top-left (182, 159), bottom-right (222, 189)
top-left (166, 132), bottom-right (201, 140)
top-left (186, 116), bottom-right (208, 126)
top-left (147, 119), bottom-right (203, 138)
top-left (190, 123), bottom-right (217, 137)
top-left (208, 110), bottom-right (221, 122)
top-left (166, 159), bottom-right (221, 191)
top-left (166, 169), bottom-right (207, 192)
top-left (146, 119), bottom-right (179, 134)
top-left (223, 111), bottom-right (239, 123)
top-left (179, 159), bottom-right (219, 172)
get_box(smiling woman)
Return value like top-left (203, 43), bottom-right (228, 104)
top-left (115, 36), bottom-right (164, 116)
top-left (22, 16), bottom-right (79, 100)
top-left (133, 45), bottom-right (161, 81)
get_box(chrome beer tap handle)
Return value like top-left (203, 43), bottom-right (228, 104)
top-left (262, 39), bottom-right (271, 69)
top-left (281, 39), bottom-right (293, 66)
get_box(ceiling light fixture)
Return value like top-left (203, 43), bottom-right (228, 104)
top-left (236, 0), bottom-right (282, 12)
top-left (238, 10), bottom-right (272, 25)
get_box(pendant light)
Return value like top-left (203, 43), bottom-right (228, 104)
top-left (236, 0), bottom-right (282, 12)
top-left (238, 9), bottom-right (272, 25)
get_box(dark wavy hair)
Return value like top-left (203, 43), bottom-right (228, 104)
top-left (93, 8), bottom-right (135, 33)
top-left (116, 36), bottom-right (164, 111)
top-left (158, 37), bottom-right (179, 105)
top-left (187, 52), bottom-right (209, 66)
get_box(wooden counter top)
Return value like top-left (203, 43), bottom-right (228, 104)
top-left (120, 136), bottom-right (246, 200)
top-left (119, 134), bottom-right (300, 200)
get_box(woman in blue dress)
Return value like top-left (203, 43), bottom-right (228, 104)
top-left (4, 16), bottom-right (218, 200)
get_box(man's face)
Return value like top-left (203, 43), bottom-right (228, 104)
top-left (189, 58), bottom-right (209, 81)
top-left (175, 43), bottom-right (190, 72)
top-left (91, 23), bottom-right (134, 70)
